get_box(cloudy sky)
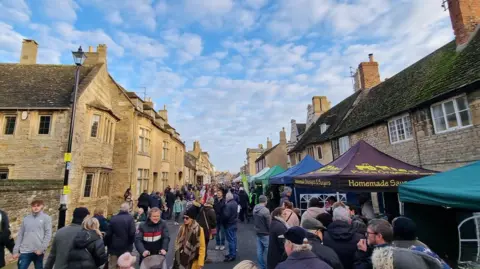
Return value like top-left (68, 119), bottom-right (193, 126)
top-left (1, 0), bottom-right (455, 172)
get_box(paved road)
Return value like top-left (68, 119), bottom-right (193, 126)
top-left (133, 220), bottom-right (257, 269)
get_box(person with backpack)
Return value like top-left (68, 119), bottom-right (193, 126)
top-left (67, 217), bottom-right (108, 269)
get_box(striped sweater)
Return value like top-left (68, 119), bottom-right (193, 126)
top-left (134, 219), bottom-right (170, 255)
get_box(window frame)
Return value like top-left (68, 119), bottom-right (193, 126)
top-left (3, 115), bottom-right (17, 135)
top-left (162, 141), bottom-right (169, 160)
top-left (387, 114), bottom-right (413, 144)
top-left (138, 127), bottom-right (151, 154)
top-left (38, 114), bottom-right (52, 135)
top-left (430, 95), bottom-right (473, 134)
top-left (0, 168), bottom-right (8, 180)
top-left (83, 173), bottom-right (94, 198)
top-left (317, 146), bottom-right (323, 160)
top-left (307, 146), bottom-right (314, 157)
top-left (90, 114), bottom-right (101, 138)
top-left (339, 136), bottom-right (350, 155)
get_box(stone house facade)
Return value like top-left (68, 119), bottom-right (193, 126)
top-left (187, 141), bottom-right (215, 185)
top-left (0, 39), bottom-right (187, 225)
top-left (255, 128), bottom-right (288, 173)
top-left (290, 0), bottom-right (480, 173)
top-left (246, 146), bottom-right (264, 176)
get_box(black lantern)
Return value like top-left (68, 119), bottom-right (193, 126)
top-left (72, 46), bottom-right (86, 66)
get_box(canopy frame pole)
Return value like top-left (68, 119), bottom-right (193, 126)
top-left (336, 192), bottom-right (340, 202)
top-left (294, 187), bottom-right (298, 208)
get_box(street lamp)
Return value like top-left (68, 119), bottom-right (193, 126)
top-left (58, 46), bottom-right (86, 229)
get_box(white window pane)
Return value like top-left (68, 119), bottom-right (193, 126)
top-left (456, 96), bottom-right (468, 111)
top-left (459, 110), bottom-right (471, 126)
top-left (432, 105), bottom-right (444, 119)
top-left (446, 113), bottom-right (458, 128)
top-left (434, 118), bottom-right (447, 132)
top-left (138, 169), bottom-right (142, 178)
top-left (404, 116), bottom-right (412, 138)
top-left (444, 101), bottom-right (455, 115)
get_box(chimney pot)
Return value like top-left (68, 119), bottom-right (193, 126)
top-left (368, 53), bottom-right (374, 62)
top-left (20, 39), bottom-right (38, 64)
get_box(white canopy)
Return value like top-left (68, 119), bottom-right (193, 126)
top-left (233, 175), bottom-right (242, 183)
top-left (249, 167), bottom-right (270, 183)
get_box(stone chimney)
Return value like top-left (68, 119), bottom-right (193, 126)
top-left (20, 39), bottom-right (38, 64)
top-left (357, 54), bottom-right (381, 91)
top-left (279, 127), bottom-right (287, 145)
top-left (312, 96), bottom-right (331, 117)
top-left (193, 141), bottom-right (201, 155)
top-left (447, 0), bottom-right (480, 50)
top-left (159, 105), bottom-right (168, 122)
top-left (84, 44), bottom-right (107, 66)
top-left (267, 138), bottom-right (273, 149)
top-left (144, 97), bottom-right (154, 109)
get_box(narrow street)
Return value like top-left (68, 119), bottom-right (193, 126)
top-left (154, 220), bottom-right (258, 269)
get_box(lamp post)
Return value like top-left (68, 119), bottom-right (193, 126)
top-left (58, 46), bottom-right (86, 229)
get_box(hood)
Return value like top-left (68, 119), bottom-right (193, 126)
top-left (305, 231), bottom-right (322, 243)
top-left (327, 220), bottom-right (356, 241)
top-left (73, 230), bottom-right (100, 248)
top-left (253, 204), bottom-right (267, 214)
top-left (304, 207), bottom-right (326, 218)
top-left (372, 246), bottom-right (443, 269)
top-left (274, 216), bottom-right (290, 228)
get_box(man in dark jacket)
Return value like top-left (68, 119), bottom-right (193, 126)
top-left (323, 207), bottom-right (364, 269)
top-left (138, 190), bottom-right (150, 213)
top-left (302, 218), bottom-right (343, 269)
top-left (354, 219), bottom-right (392, 269)
top-left (0, 209), bottom-right (14, 269)
top-left (223, 192), bottom-right (238, 262)
top-left (105, 203), bottom-right (136, 269)
top-left (149, 192), bottom-right (160, 209)
top-left (276, 226), bottom-right (332, 269)
top-left (196, 198), bottom-right (216, 263)
top-left (45, 207), bottom-right (90, 269)
top-left (166, 189), bottom-right (176, 220)
top-left (135, 207), bottom-right (170, 266)
top-left (267, 209), bottom-right (288, 269)
top-left (253, 195), bottom-right (270, 269)
top-left (238, 188), bottom-right (249, 223)
top-left (213, 188), bottom-right (226, 250)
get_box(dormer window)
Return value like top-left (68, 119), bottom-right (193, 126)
top-left (320, 124), bottom-right (329, 134)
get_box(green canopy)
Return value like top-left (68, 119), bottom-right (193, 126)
top-left (255, 165), bottom-right (286, 186)
top-left (399, 161), bottom-right (480, 210)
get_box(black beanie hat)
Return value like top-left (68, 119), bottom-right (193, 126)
top-left (72, 207), bottom-right (90, 224)
top-left (393, 216), bottom-right (417, 240)
top-left (185, 206), bottom-right (199, 219)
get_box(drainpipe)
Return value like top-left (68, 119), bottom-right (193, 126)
top-left (411, 111), bottom-right (423, 168)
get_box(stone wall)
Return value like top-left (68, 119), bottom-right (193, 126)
top-left (1, 180), bottom-right (62, 262)
top-left (265, 143), bottom-right (288, 170)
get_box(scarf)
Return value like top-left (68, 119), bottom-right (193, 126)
top-left (173, 221), bottom-right (201, 269)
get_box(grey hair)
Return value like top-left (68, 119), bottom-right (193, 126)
top-left (284, 187), bottom-right (292, 193)
top-left (333, 206), bottom-right (351, 222)
top-left (232, 260), bottom-right (259, 269)
top-left (148, 207), bottom-right (161, 217)
top-left (120, 202), bottom-right (130, 212)
top-left (226, 192), bottom-right (234, 201)
top-left (285, 239), bottom-right (312, 252)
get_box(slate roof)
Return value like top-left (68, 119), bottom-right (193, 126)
top-left (297, 123), bottom-right (306, 136)
top-left (290, 91), bottom-right (362, 153)
top-left (0, 64), bottom-right (97, 108)
top-left (332, 33), bottom-right (480, 138)
top-left (256, 144), bottom-right (279, 162)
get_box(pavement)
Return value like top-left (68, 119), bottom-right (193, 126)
top-left (5, 220), bottom-right (258, 269)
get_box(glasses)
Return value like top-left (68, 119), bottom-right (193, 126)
top-left (365, 231), bottom-right (377, 237)
top-left (183, 216), bottom-right (191, 220)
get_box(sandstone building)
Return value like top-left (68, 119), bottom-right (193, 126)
top-left (186, 141), bottom-right (215, 185)
top-left (255, 128), bottom-right (288, 173)
top-left (245, 145), bottom-right (264, 175)
top-left (0, 40), bottom-right (186, 228)
top-left (289, 0), bottom-right (480, 172)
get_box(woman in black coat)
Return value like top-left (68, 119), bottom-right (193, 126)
top-left (267, 207), bottom-right (289, 269)
top-left (68, 217), bottom-right (107, 269)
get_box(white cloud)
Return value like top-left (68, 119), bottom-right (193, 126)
top-left (193, 76), bottom-right (213, 87)
top-left (0, 22), bottom-right (24, 62)
top-left (202, 59), bottom-right (221, 71)
top-left (162, 30), bottom-right (203, 63)
top-left (42, 0), bottom-right (79, 22)
top-left (0, 0), bottom-right (31, 23)
top-left (106, 11), bottom-right (123, 25)
top-left (245, 0), bottom-right (269, 10)
top-left (117, 32), bottom-right (167, 59)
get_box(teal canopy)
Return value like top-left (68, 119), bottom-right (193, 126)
top-left (399, 161), bottom-right (480, 210)
top-left (255, 165), bottom-right (286, 185)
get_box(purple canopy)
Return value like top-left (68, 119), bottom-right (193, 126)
top-left (294, 140), bottom-right (436, 192)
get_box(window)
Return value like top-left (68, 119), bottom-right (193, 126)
top-left (162, 141), bottom-right (169, 160)
top-left (0, 168), bottom-right (8, 180)
top-left (138, 128), bottom-right (151, 154)
top-left (320, 124), bottom-right (328, 134)
top-left (90, 115), bottom-right (101, 137)
top-left (317, 146), bottom-right (323, 159)
top-left (4, 116), bottom-right (16, 135)
top-left (307, 147), bottom-right (314, 157)
top-left (97, 172), bottom-right (110, 197)
top-left (137, 169), bottom-right (150, 196)
top-left (38, 115), bottom-right (52, 134)
top-left (339, 136), bottom-right (350, 155)
top-left (162, 172), bottom-right (168, 181)
top-left (297, 153), bottom-right (302, 163)
top-left (83, 173), bottom-right (94, 197)
top-left (431, 95), bottom-right (472, 133)
top-left (388, 114), bottom-right (413, 144)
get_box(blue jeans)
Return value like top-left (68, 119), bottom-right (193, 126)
top-left (215, 221), bottom-right (225, 246)
top-left (18, 253), bottom-right (43, 269)
top-left (225, 225), bottom-right (237, 258)
top-left (256, 235), bottom-right (269, 269)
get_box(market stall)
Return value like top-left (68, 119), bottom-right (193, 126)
top-left (399, 161), bottom-right (480, 267)
top-left (270, 155), bottom-right (323, 185)
top-left (254, 165), bottom-right (285, 193)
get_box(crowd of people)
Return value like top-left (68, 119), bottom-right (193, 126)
top-left (0, 183), bottom-right (453, 269)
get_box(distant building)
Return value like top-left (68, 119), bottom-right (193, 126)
top-left (186, 141), bottom-right (215, 185)
top-left (255, 128), bottom-right (288, 173)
